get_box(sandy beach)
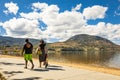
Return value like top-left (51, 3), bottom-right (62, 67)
top-left (0, 55), bottom-right (120, 80)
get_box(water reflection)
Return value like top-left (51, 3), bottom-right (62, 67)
top-left (48, 51), bottom-right (120, 68)
top-left (107, 52), bottom-right (120, 68)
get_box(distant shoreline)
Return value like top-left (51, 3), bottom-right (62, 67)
top-left (0, 54), bottom-right (120, 76)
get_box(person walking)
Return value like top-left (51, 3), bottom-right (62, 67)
top-left (36, 39), bottom-right (48, 68)
top-left (21, 39), bottom-right (34, 70)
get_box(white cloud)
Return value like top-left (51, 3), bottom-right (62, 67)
top-left (72, 4), bottom-right (82, 11)
top-left (2, 2), bottom-right (86, 42)
top-left (32, 2), bottom-right (48, 12)
top-left (1, 2), bottom-right (120, 44)
top-left (40, 10), bottom-right (86, 41)
top-left (4, 2), bottom-right (19, 15)
top-left (20, 12), bottom-right (41, 20)
top-left (2, 18), bottom-right (43, 38)
top-left (0, 22), bottom-right (3, 26)
top-left (79, 22), bottom-right (120, 44)
top-left (83, 5), bottom-right (108, 20)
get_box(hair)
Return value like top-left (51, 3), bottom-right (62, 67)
top-left (40, 39), bottom-right (44, 43)
top-left (25, 39), bottom-right (29, 42)
top-left (40, 39), bottom-right (46, 45)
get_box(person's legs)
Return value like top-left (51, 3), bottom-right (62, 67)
top-left (27, 54), bottom-right (34, 69)
top-left (39, 55), bottom-right (42, 67)
top-left (44, 54), bottom-right (48, 68)
top-left (45, 61), bottom-right (48, 68)
top-left (39, 61), bottom-right (42, 67)
top-left (24, 60), bottom-right (28, 69)
top-left (30, 60), bottom-right (34, 69)
top-left (24, 54), bottom-right (28, 69)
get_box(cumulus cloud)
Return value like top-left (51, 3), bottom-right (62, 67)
top-left (32, 2), bottom-right (48, 12)
top-left (0, 22), bottom-right (3, 26)
top-left (3, 2), bottom-right (19, 15)
top-left (79, 22), bottom-right (120, 44)
top-left (72, 4), bottom-right (82, 11)
top-left (1, 2), bottom-right (120, 44)
top-left (2, 2), bottom-right (86, 42)
top-left (20, 12), bottom-right (41, 20)
top-left (83, 5), bottom-right (108, 20)
top-left (2, 18), bottom-right (42, 38)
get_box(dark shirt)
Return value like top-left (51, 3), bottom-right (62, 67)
top-left (39, 43), bottom-right (46, 50)
top-left (23, 42), bottom-right (33, 54)
top-left (39, 43), bottom-right (46, 53)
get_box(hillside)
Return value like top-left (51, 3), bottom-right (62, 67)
top-left (66, 34), bottom-right (115, 46)
top-left (0, 36), bottom-right (39, 46)
top-left (48, 34), bottom-right (120, 51)
top-left (0, 34), bottom-right (120, 51)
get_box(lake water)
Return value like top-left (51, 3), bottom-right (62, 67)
top-left (48, 51), bottom-right (120, 69)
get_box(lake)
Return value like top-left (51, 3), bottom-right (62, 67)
top-left (48, 51), bottom-right (120, 69)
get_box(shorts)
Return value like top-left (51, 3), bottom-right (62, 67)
top-left (24, 54), bottom-right (32, 61)
top-left (39, 54), bottom-right (47, 62)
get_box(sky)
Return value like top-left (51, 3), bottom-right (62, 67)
top-left (0, 0), bottom-right (120, 44)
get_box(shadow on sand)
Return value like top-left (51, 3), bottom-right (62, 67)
top-left (3, 71), bottom-right (23, 78)
top-left (0, 62), bottom-right (24, 66)
top-left (0, 62), bottom-right (14, 65)
top-left (15, 63), bottom-right (25, 65)
top-left (12, 77), bottom-right (41, 80)
top-left (33, 64), bottom-right (65, 72)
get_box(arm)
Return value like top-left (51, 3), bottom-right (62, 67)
top-left (30, 43), bottom-right (33, 50)
top-left (35, 47), bottom-right (39, 55)
top-left (21, 45), bottom-right (25, 56)
top-left (45, 46), bottom-right (48, 54)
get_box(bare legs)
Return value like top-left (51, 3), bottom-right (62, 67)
top-left (39, 61), bottom-right (48, 68)
top-left (39, 61), bottom-right (42, 68)
top-left (24, 60), bottom-right (34, 69)
top-left (24, 60), bottom-right (28, 69)
top-left (30, 60), bottom-right (34, 69)
top-left (38, 54), bottom-right (48, 68)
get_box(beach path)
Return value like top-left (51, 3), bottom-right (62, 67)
top-left (0, 56), bottom-right (120, 80)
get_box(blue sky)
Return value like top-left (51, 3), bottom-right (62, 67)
top-left (0, 0), bottom-right (120, 44)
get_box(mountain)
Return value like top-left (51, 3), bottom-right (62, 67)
top-left (49, 34), bottom-right (120, 51)
top-left (0, 36), bottom-right (39, 46)
top-left (66, 34), bottom-right (115, 46)
top-left (0, 34), bottom-right (120, 51)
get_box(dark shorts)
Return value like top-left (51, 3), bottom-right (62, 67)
top-left (39, 54), bottom-right (47, 62)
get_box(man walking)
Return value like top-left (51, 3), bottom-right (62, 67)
top-left (21, 39), bottom-right (34, 70)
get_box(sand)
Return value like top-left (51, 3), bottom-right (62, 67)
top-left (0, 55), bottom-right (120, 80)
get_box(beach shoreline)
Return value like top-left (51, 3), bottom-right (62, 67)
top-left (0, 54), bottom-right (120, 76)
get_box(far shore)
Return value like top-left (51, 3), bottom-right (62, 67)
top-left (0, 54), bottom-right (120, 76)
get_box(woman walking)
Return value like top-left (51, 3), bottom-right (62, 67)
top-left (36, 39), bottom-right (48, 68)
